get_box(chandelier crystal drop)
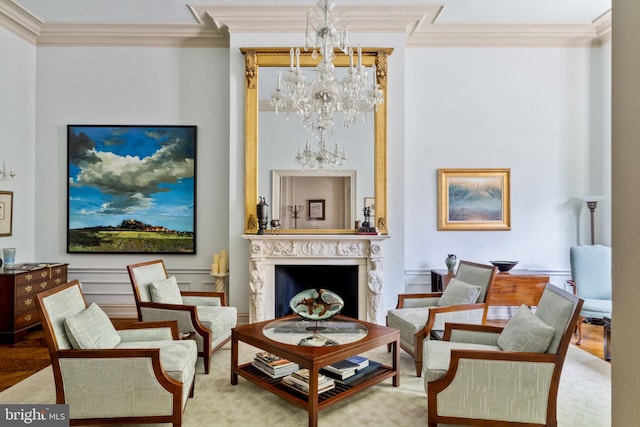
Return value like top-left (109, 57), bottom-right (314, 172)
top-left (270, 0), bottom-right (384, 170)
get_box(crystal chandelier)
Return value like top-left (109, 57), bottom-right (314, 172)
top-left (270, 0), bottom-right (384, 170)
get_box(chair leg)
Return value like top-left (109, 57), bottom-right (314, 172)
top-left (204, 354), bottom-right (211, 374)
top-left (387, 343), bottom-right (392, 352)
top-left (576, 316), bottom-right (584, 345)
top-left (415, 360), bottom-right (422, 377)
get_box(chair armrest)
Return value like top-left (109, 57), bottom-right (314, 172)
top-left (396, 293), bottom-right (442, 309)
top-left (138, 302), bottom-right (210, 336)
top-left (415, 303), bottom-right (487, 340)
top-left (566, 279), bottom-right (577, 295)
top-left (181, 291), bottom-right (227, 307)
top-left (443, 322), bottom-right (503, 344)
top-left (115, 320), bottom-right (179, 341)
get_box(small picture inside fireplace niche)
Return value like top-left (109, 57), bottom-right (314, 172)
top-left (308, 199), bottom-right (325, 220)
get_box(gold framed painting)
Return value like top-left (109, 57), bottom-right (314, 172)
top-left (0, 191), bottom-right (13, 237)
top-left (438, 168), bottom-right (511, 231)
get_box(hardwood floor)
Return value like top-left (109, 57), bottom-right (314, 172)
top-left (0, 320), bottom-right (609, 393)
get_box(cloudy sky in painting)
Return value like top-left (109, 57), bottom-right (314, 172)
top-left (68, 126), bottom-right (195, 231)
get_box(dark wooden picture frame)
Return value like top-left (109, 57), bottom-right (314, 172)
top-left (67, 125), bottom-right (197, 253)
top-left (308, 199), bottom-right (326, 220)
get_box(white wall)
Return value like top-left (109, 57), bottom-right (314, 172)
top-left (32, 46), bottom-right (230, 313)
top-left (0, 28), bottom-right (36, 264)
top-left (403, 46), bottom-right (608, 292)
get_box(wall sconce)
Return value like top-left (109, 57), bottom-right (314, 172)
top-left (582, 196), bottom-right (605, 245)
top-left (0, 160), bottom-right (16, 180)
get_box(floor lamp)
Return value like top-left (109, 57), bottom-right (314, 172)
top-left (582, 196), bottom-right (605, 245)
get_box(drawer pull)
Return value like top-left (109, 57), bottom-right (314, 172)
top-left (40, 271), bottom-right (48, 278)
top-left (24, 298), bottom-right (33, 307)
top-left (55, 278), bottom-right (61, 284)
top-left (25, 274), bottom-right (33, 281)
top-left (55, 268), bottom-right (62, 275)
top-left (41, 282), bottom-right (48, 289)
top-left (24, 314), bottom-right (32, 322)
top-left (24, 285), bottom-right (32, 293)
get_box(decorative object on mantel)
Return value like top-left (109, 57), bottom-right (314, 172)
top-left (445, 254), bottom-right (457, 274)
top-left (358, 206), bottom-right (378, 235)
top-left (287, 204), bottom-right (304, 229)
top-left (270, 219), bottom-right (281, 233)
top-left (269, 0), bottom-right (383, 171)
top-left (256, 197), bottom-right (269, 235)
top-left (490, 260), bottom-right (519, 272)
top-left (290, 288), bottom-right (344, 346)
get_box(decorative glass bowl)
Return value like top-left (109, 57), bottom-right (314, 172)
top-left (490, 260), bottom-right (519, 272)
top-left (289, 288), bottom-right (344, 321)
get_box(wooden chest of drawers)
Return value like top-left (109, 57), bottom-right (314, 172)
top-left (0, 264), bottom-right (68, 343)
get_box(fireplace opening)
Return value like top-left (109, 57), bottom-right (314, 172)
top-left (274, 265), bottom-right (358, 318)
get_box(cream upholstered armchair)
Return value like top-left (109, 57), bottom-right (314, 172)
top-left (127, 259), bottom-right (237, 374)
top-left (423, 284), bottom-right (583, 427)
top-left (386, 260), bottom-right (497, 376)
top-left (35, 280), bottom-right (196, 427)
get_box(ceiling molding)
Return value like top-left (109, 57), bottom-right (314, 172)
top-left (0, 0), bottom-right (42, 44)
top-left (0, 3), bottom-right (610, 48)
top-left (35, 23), bottom-right (227, 47)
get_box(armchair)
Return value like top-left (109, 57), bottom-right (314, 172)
top-left (127, 259), bottom-right (237, 374)
top-left (386, 260), bottom-right (497, 376)
top-left (566, 244), bottom-right (612, 344)
top-left (424, 284), bottom-right (583, 427)
top-left (35, 280), bottom-right (196, 427)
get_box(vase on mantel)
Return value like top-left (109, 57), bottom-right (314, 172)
top-left (445, 254), bottom-right (457, 274)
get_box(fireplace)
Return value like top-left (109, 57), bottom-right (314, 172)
top-left (274, 265), bottom-right (359, 318)
top-left (242, 234), bottom-right (389, 324)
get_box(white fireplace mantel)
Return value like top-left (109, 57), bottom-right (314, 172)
top-left (242, 234), bottom-right (390, 324)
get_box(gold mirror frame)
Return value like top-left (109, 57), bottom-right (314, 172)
top-left (241, 47), bottom-right (392, 235)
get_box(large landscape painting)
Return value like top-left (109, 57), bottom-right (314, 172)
top-left (67, 125), bottom-right (196, 253)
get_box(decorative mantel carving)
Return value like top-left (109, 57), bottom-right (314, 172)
top-left (243, 234), bottom-right (390, 324)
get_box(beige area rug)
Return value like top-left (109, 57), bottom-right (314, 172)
top-left (0, 343), bottom-right (610, 427)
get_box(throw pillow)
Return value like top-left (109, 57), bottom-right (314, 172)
top-left (149, 276), bottom-right (183, 304)
top-left (436, 278), bottom-right (482, 307)
top-left (64, 303), bottom-right (121, 349)
top-left (498, 304), bottom-right (555, 353)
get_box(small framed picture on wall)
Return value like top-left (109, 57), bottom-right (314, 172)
top-left (308, 199), bottom-right (326, 220)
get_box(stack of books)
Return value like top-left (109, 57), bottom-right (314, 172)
top-left (321, 355), bottom-right (381, 385)
top-left (251, 352), bottom-right (299, 379)
top-left (281, 368), bottom-right (336, 395)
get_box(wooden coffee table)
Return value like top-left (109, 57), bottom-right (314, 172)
top-left (231, 315), bottom-right (400, 427)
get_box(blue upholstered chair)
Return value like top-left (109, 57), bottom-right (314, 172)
top-left (386, 260), bottom-right (497, 376)
top-left (566, 244), bottom-right (612, 344)
top-left (127, 259), bottom-right (237, 374)
top-left (35, 280), bottom-right (197, 427)
top-left (424, 284), bottom-right (583, 427)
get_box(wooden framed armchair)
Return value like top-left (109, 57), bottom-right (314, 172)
top-left (386, 260), bottom-right (497, 376)
top-left (423, 284), bottom-right (583, 427)
top-left (35, 280), bottom-right (196, 427)
top-left (127, 259), bottom-right (237, 374)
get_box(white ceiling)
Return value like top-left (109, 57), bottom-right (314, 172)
top-left (15, 0), bottom-right (611, 25)
top-left (2, 1), bottom-right (612, 47)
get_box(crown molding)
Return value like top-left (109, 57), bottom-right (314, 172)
top-left (0, 3), bottom-right (610, 48)
top-left (35, 23), bottom-right (227, 47)
top-left (0, 0), bottom-right (42, 44)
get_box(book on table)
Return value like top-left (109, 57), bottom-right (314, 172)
top-left (333, 360), bottom-right (382, 385)
top-left (281, 368), bottom-right (335, 395)
top-left (320, 355), bottom-right (369, 379)
top-left (252, 352), bottom-right (299, 379)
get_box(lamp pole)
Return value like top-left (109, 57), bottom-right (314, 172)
top-left (586, 200), bottom-right (598, 245)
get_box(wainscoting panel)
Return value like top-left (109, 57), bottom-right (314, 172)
top-left (68, 266), bottom-right (235, 319)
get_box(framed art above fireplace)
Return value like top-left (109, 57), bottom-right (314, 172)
top-left (67, 125), bottom-right (197, 253)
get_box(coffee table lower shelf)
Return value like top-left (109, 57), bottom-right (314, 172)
top-left (237, 362), bottom-right (395, 409)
